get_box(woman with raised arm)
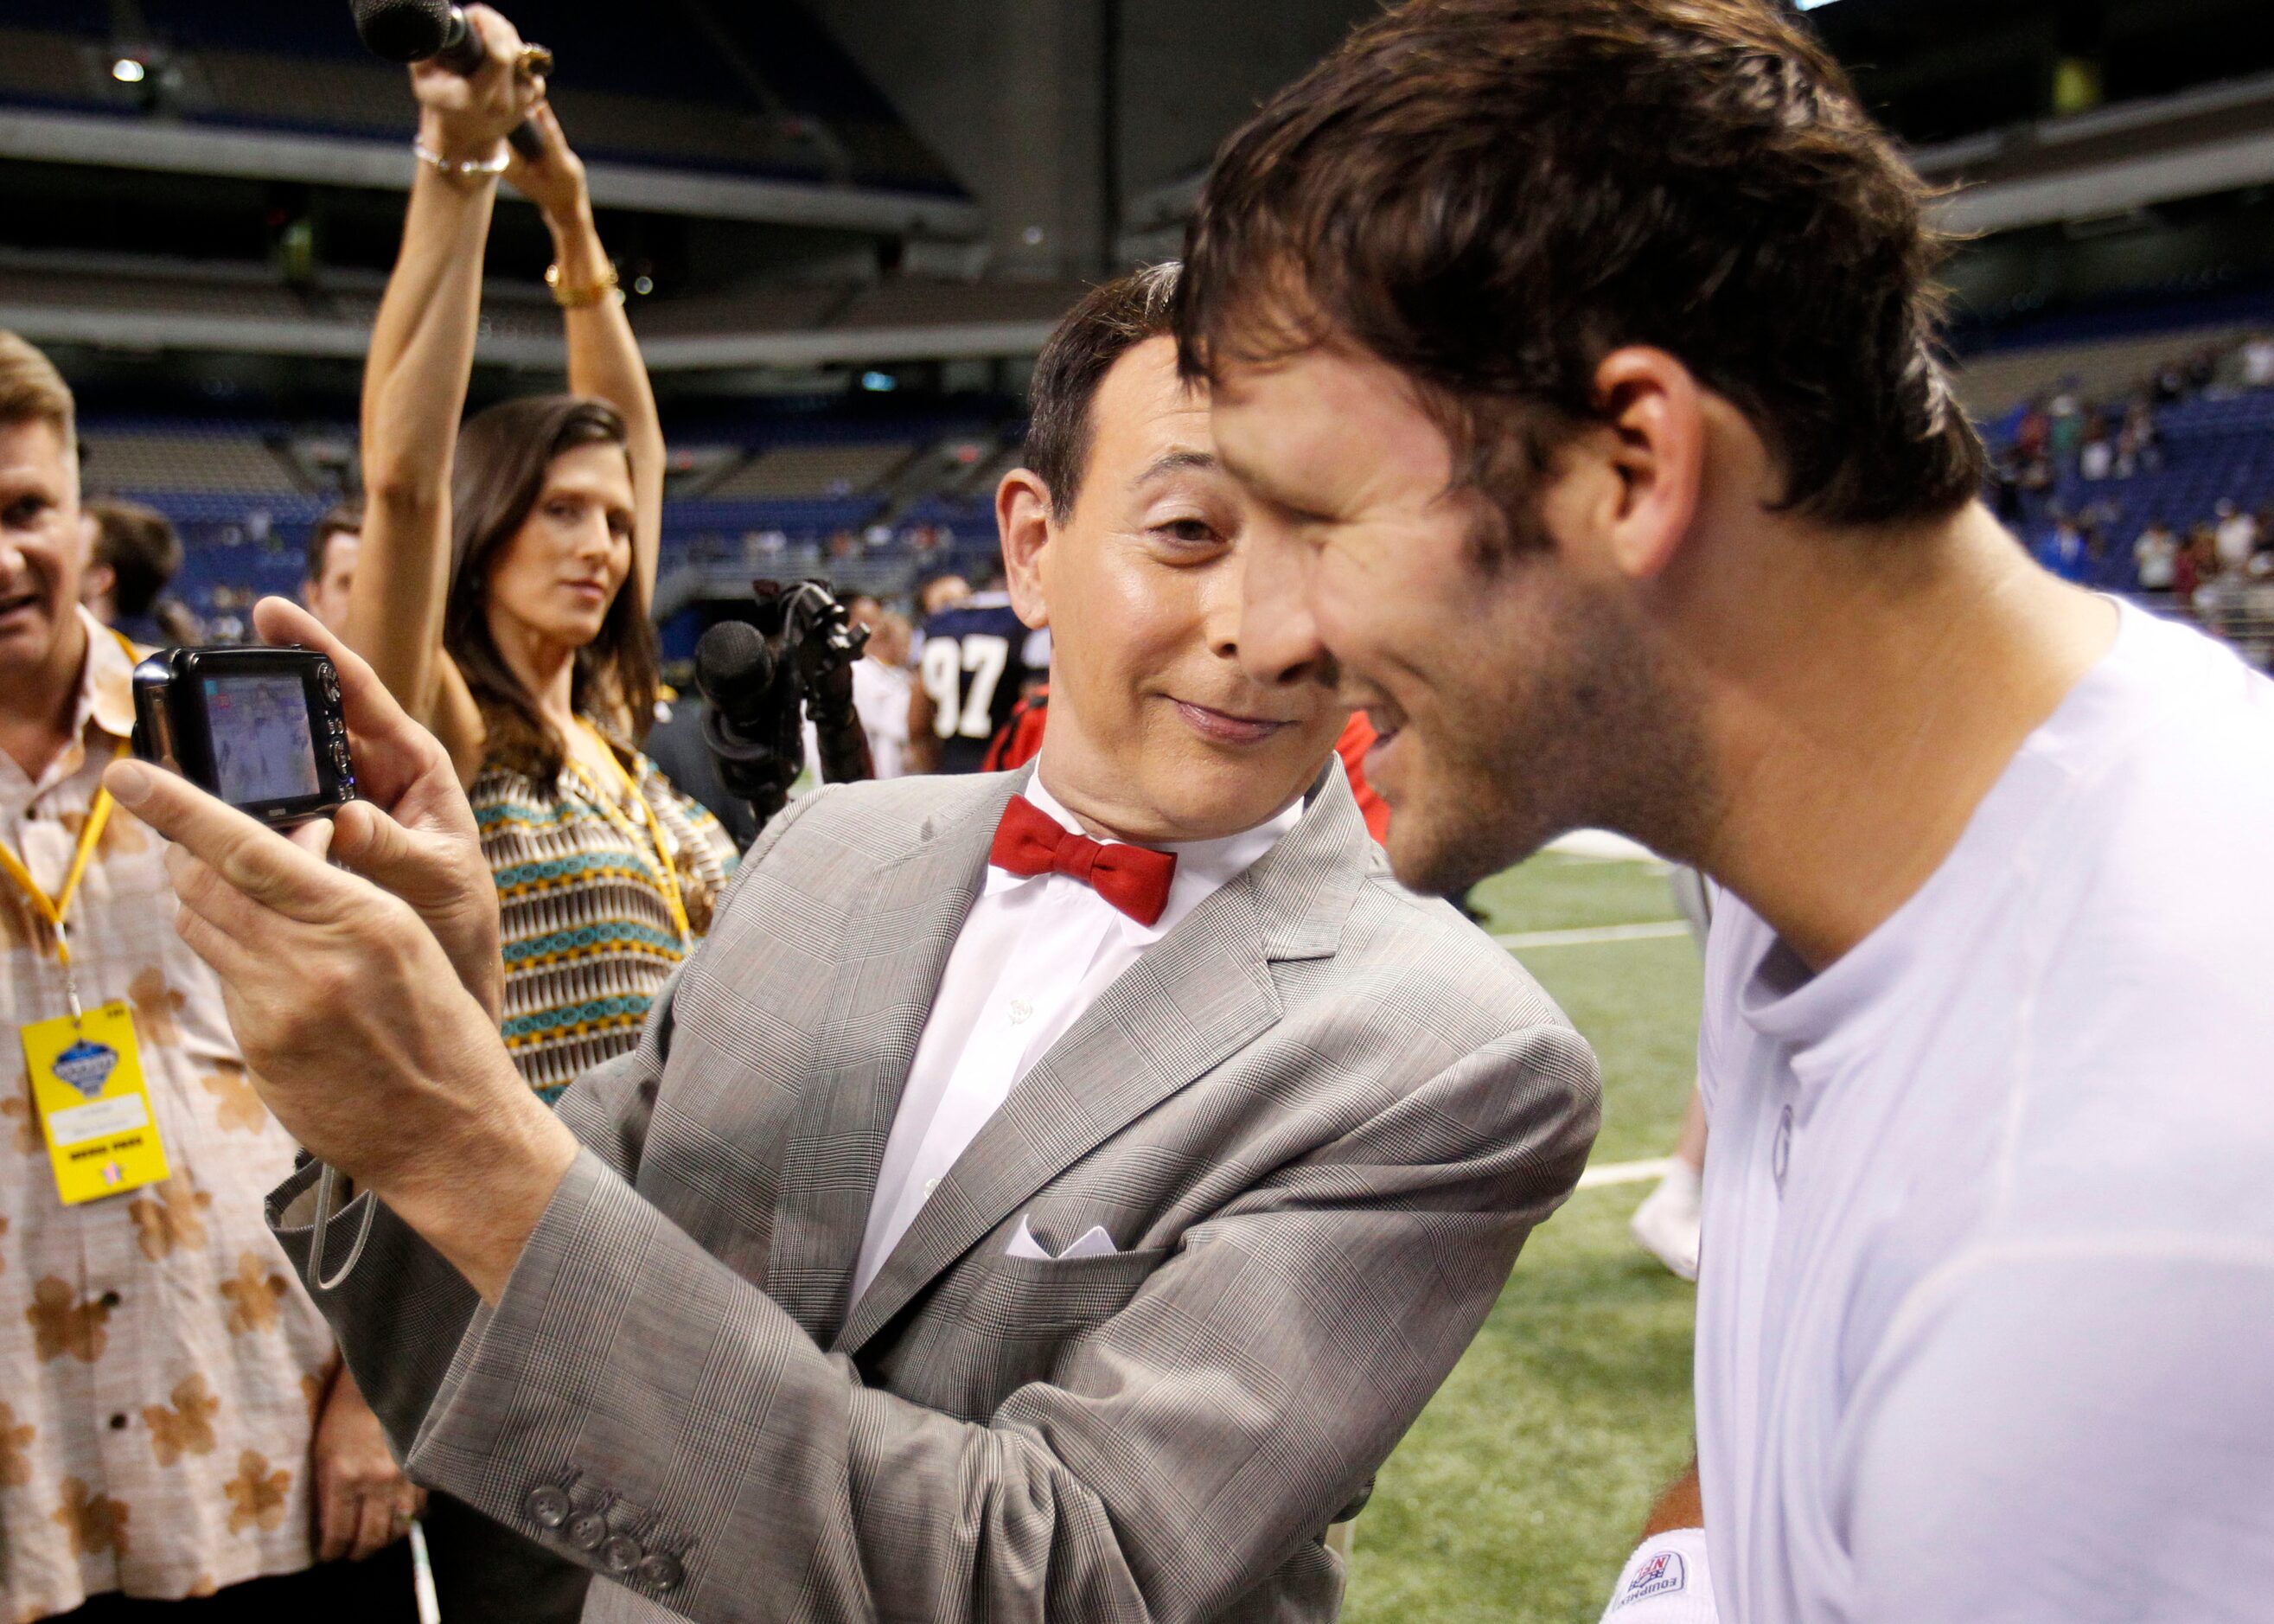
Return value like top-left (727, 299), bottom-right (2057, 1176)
top-left (345, 5), bottom-right (734, 1123)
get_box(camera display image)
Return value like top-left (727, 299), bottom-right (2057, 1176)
top-left (201, 674), bottom-right (322, 807)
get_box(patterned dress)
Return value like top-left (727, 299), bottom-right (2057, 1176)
top-left (469, 741), bottom-right (738, 1103)
top-left (2, 613), bottom-right (335, 1619)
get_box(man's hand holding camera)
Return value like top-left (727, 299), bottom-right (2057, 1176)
top-left (105, 598), bottom-right (574, 1302)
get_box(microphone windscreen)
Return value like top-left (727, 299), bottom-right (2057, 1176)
top-left (695, 621), bottom-right (774, 713)
top-left (349, 0), bottom-right (454, 62)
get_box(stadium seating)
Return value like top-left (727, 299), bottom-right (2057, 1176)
top-left (702, 441), bottom-right (917, 500)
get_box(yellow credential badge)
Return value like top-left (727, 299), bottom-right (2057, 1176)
top-left (22, 1000), bottom-right (169, 1205)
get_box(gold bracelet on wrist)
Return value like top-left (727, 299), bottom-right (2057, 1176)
top-left (546, 261), bottom-right (622, 310)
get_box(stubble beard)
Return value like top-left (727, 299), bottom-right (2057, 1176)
top-left (1388, 568), bottom-right (1717, 898)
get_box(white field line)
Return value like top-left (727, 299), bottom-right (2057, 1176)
top-left (1543, 828), bottom-right (1665, 863)
top-left (1494, 920), bottom-right (1692, 949)
top-left (1576, 1157), bottom-right (1672, 1190)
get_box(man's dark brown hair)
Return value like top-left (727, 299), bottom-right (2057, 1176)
top-left (1177, 0), bottom-right (1985, 531)
top-left (1025, 262), bottom-right (1181, 521)
top-left (85, 497), bottom-right (182, 618)
top-left (304, 496), bottom-right (363, 585)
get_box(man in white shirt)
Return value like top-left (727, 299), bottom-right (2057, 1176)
top-left (2133, 516), bottom-right (2180, 591)
top-left (2241, 332), bottom-right (2274, 388)
top-left (834, 596), bottom-right (915, 780)
top-left (1177, 1), bottom-right (2274, 1620)
top-left (118, 268), bottom-right (1600, 1622)
top-left (2213, 499), bottom-right (2258, 573)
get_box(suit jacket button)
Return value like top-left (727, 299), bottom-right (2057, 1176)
top-left (601, 1535), bottom-right (643, 1575)
top-left (636, 1553), bottom-right (683, 1592)
top-left (525, 1486), bottom-right (571, 1529)
top-left (567, 1510), bottom-right (610, 1550)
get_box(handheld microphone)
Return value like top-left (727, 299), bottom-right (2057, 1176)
top-left (348, 0), bottom-right (546, 160)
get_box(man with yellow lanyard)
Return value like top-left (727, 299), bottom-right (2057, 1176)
top-left (0, 331), bottom-right (418, 1622)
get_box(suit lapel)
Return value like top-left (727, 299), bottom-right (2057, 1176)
top-left (836, 764), bottom-right (1374, 1354)
top-left (763, 774), bottom-right (1022, 1344)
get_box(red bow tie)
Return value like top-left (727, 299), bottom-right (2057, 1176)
top-left (989, 795), bottom-right (1179, 927)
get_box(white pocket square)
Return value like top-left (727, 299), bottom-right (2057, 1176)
top-left (1006, 1215), bottom-right (1119, 1261)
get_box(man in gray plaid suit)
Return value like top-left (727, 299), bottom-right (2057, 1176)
top-left (114, 269), bottom-right (1600, 1622)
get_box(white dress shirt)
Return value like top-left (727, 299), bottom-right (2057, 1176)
top-left (852, 767), bottom-right (1300, 1301)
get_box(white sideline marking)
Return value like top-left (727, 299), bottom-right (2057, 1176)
top-left (1494, 920), bottom-right (1692, 949)
top-left (1577, 1157), bottom-right (1672, 1190)
top-left (1543, 828), bottom-right (1665, 863)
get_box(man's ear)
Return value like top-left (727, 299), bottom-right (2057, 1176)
top-left (1560, 346), bottom-right (1706, 584)
top-left (997, 466), bottom-right (1055, 629)
top-left (80, 559), bottom-right (114, 611)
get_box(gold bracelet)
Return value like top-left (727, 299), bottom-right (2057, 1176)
top-left (546, 261), bottom-right (622, 310)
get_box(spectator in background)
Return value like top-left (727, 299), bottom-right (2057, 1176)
top-left (917, 569), bottom-right (971, 617)
top-left (2083, 524), bottom-right (2134, 591)
top-left (2185, 343), bottom-right (2219, 394)
top-left (79, 496), bottom-right (182, 647)
top-left (853, 608), bottom-right (914, 778)
top-left (2077, 409), bottom-right (2111, 480)
top-left (2043, 515), bottom-right (2086, 580)
top-left (2214, 499), bottom-right (2258, 574)
top-left (2047, 380), bottom-right (2084, 465)
top-left (335, 11), bottom-right (732, 1617)
top-left (300, 499), bottom-right (362, 635)
top-left (0, 332), bottom-right (419, 1621)
top-left (908, 560), bottom-right (1048, 774)
top-left (2134, 517), bottom-right (2180, 598)
top-left (2242, 331), bottom-right (2274, 390)
top-left (2015, 396), bottom-right (2049, 466)
top-left (1988, 450), bottom-right (2024, 527)
top-left (2116, 396), bottom-right (2160, 476)
top-left (2176, 522), bottom-right (2214, 608)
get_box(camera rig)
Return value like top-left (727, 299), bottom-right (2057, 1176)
top-left (694, 579), bottom-right (874, 832)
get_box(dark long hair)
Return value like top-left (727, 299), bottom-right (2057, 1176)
top-left (444, 395), bottom-right (659, 781)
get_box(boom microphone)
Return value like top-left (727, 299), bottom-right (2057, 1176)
top-left (348, 0), bottom-right (547, 160)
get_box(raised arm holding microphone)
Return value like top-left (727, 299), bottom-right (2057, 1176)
top-left (346, 3), bottom-right (733, 1112)
top-left (112, 270), bottom-right (1601, 1624)
top-left (322, 10), bottom-right (731, 1616)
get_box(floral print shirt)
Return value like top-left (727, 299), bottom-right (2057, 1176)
top-left (1, 611), bottom-right (334, 1620)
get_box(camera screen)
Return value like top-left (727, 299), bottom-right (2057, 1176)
top-left (202, 674), bottom-right (322, 806)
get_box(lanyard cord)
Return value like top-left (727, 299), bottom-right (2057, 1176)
top-left (570, 719), bottom-right (692, 946)
top-left (0, 739), bottom-right (126, 1020)
top-left (0, 630), bottom-right (141, 1019)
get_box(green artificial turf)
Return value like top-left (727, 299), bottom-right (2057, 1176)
top-left (1340, 853), bottom-right (1703, 1624)
top-left (1466, 852), bottom-right (1684, 937)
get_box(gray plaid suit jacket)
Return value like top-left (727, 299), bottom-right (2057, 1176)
top-left (271, 762), bottom-right (1600, 1624)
